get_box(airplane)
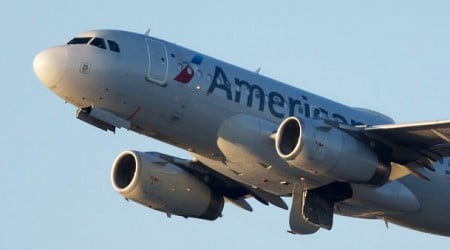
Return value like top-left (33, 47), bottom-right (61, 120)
top-left (33, 29), bottom-right (450, 236)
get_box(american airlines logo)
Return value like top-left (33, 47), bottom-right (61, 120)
top-left (207, 66), bottom-right (364, 125)
top-left (173, 56), bottom-right (365, 126)
top-left (174, 55), bottom-right (203, 84)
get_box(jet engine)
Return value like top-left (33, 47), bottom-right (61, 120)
top-left (275, 117), bottom-right (390, 185)
top-left (111, 151), bottom-right (224, 220)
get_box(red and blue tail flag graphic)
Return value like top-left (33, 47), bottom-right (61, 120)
top-left (190, 54), bottom-right (203, 65)
top-left (174, 54), bottom-right (203, 84)
top-left (174, 65), bottom-right (194, 83)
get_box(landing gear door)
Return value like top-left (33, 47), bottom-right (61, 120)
top-left (145, 38), bottom-right (168, 86)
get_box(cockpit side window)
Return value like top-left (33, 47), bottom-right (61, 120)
top-left (67, 37), bottom-right (92, 45)
top-left (107, 40), bottom-right (120, 53)
top-left (90, 38), bottom-right (106, 49)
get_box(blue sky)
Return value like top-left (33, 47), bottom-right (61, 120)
top-left (2, 1), bottom-right (450, 249)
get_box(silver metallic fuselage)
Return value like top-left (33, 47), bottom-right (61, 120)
top-left (34, 30), bottom-right (450, 236)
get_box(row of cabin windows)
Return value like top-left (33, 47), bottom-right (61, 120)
top-left (67, 37), bottom-right (120, 53)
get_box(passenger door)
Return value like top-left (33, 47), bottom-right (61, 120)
top-left (145, 38), bottom-right (168, 86)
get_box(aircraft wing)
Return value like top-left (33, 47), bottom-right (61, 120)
top-left (359, 120), bottom-right (450, 171)
top-left (166, 153), bottom-right (288, 211)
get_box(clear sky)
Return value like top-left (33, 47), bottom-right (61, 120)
top-left (2, 0), bottom-right (450, 249)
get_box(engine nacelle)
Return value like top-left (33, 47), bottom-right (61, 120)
top-left (111, 151), bottom-right (224, 220)
top-left (275, 117), bottom-right (390, 185)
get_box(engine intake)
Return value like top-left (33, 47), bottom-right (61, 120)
top-left (111, 151), bottom-right (224, 220)
top-left (114, 154), bottom-right (136, 189)
top-left (276, 117), bottom-right (390, 185)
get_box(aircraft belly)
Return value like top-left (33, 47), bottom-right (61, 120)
top-left (132, 95), bottom-right (292, 195)
top-left (190, 113), bottom-right (332, 196)
top-left (192, 154), bottom-right (294, 196)
top-left (124, 76), bottom-right (335, 195)
top-left (384, 174), bottom-right (450, 236)
top-left (123, 79), bottom-right (227, 157)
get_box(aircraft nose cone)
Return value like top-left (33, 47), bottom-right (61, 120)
top-left (33, 47), bottom-right (68, 88)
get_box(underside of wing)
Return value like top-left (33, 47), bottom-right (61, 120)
top-left (190, 153), bottom-right (289, 211)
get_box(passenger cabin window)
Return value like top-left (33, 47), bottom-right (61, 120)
top-left (107, 40), bottom-right (120, 53)
top-left (67, 37), bottom-right (92, 45)
top-left (90, 38), bottom-right (106, 49)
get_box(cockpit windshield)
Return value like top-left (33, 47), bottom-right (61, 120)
top-left (67, 36), bottom-right (120, 53)
top-left (90, 38), bottom-right (106, 49)
top-left (67, 37), bottom-right (92, 45)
